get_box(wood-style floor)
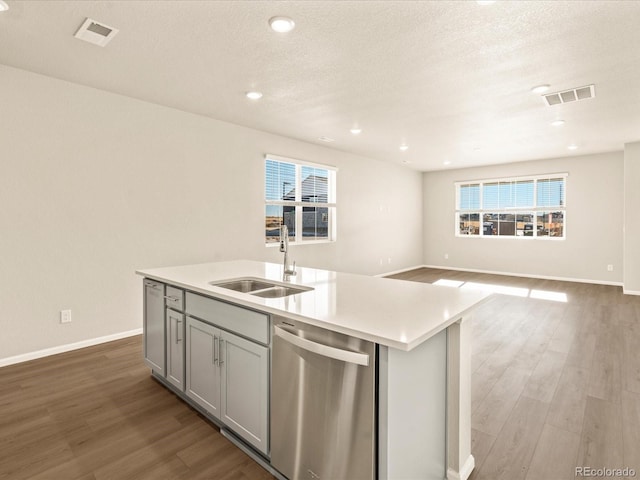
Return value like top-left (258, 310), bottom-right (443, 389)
top-left (0, 336), bottom-right (274, 480)
top-left (389, 268), bottom-right (640, 480)
top-left (1, 268), bottom-right (639, 479)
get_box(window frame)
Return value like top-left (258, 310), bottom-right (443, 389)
top-left (264, 154), bottom-right (337, 246)
top-left (455, 173), bottom-right (567, 240)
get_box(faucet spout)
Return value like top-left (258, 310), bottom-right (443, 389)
top-left (280, 225), bottom-right (297, 277)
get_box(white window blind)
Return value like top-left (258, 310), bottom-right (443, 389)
top-left (455, 174), bottom-right (566, 238)
top-left (265, 155), bottom-right (337, 245)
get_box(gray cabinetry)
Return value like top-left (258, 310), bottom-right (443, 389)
top-left (166, 308), bottom-right (185, 391)
top-left (143, 280), bottom-right (165, 375)
top-left (185, 296), bottom-right (269, 456)
top-left (165, 286), bottom-right (185, 391)
top-left (143, 282), bottom-right (270, 458)
top-left (220, 330), bottom-right (269, 455)
top-left (185, 292), bottom-right (269, 344)
top-left (165, 285), bottom-right (184, 311)
top-left (185, 316), bottom-right (221, 416)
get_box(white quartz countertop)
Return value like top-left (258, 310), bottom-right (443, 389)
top-left (136, 260), bottom-right (491, 351)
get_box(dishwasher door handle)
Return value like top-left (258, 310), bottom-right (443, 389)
top-left (274, 325), bottom-right (369, 366)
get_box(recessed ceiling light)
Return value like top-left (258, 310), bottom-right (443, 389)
top-left (399, 144), bottom-right (409, 152)
top-left (319, 136), bottom-right (335, 143)
top-left (269, 16), bottom-right (295, 33)
top-left (246, 91), bottom-right (263, 100)
top-left (443, 161), bottom-right (452, 165)
top-left (0, 1), bottom-right (9, 12)
top-left (531, 84), bottom-right (550, 94)
top-left (551, 119), bottom-right (565, 127)
top-left (350, 128), bottom-right (362, 135)
top-left (568, 144), bottom-right (578, 150)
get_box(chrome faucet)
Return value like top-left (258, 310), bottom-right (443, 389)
top-left (280, 225), bottom-right (297, 277)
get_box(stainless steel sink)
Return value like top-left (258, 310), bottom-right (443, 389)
top-left (210, 277), bottom-right (313, 298)
top-left (251, 285), bottom-right (310, 298)
top-left (212, 278), bottom-right (275, 293)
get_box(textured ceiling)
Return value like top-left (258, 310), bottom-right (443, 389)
top-left (0, 0), bottom-right (639, 171)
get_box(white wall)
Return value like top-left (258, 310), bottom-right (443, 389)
top-left (0, 65), bottom-right (423, 360)
top-left (624, 141), bottom-right (640, 294)
top-left (423, 152), bottom-right (624, 284)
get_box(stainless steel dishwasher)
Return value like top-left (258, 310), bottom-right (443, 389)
top-left (271, 317), bottom-right (376, 480)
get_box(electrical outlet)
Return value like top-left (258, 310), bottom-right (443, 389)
top-left (607, 264), bottom-right (614, 272)
top-left (444, 253), bottom-right (449, 260)
top-left (379, 258), bottom-right (383, 266)
top-left (60, 309), bottom-right (72, 324)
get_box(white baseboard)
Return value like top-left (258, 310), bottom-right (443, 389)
top-left (0, 328), bottom-right (143, 368)
top-left (422, 264), bottom-right (623, 287)
top-left (623, 289), bottom-right (640, 296)
top-left (375, 264), bottom-right (425, 278)
top-left (447, 454), bottom-right (475, 480)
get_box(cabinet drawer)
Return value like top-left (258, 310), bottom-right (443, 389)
top-left (166, 286), bottom-right (184, 311)
top-left (186, 292), bottom-right (269, 344)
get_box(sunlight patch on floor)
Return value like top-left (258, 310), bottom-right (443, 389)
top-left (529, 289), bottom-right (568, 302)
top-left (435, 278), bottom-right (568, 302)
top-left (433, 279), bottom-right (465, 288)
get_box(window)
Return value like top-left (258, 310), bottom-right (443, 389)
top-left (265, 155), bottom-right (337, 245)
top-left (456, 174), bottom-right (566, 238)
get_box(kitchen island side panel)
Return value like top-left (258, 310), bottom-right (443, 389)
top-left (378, 328), bottom-right (447, 480)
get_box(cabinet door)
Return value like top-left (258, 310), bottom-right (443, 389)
top-left (220, 330), bottom-right (269, 455)
top-left (166, 309), bottom-right (185, 391)
top-left (186, 317), bottom-right (220, 418)
top-left (143, 280), bottom-right (165, 375)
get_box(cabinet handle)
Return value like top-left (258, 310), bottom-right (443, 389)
top-left (213, 335), bottom-right (218, 365)
top-left (163, 295), bottom-right (179, 302)
top-left (176, 319), bottom-right (182, 343)
top-left (219, 339), bottom-right (224, 366)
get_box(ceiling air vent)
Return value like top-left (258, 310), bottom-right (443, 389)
top-left (543, 85), bottom-right (595, 107)
top-left (74, 18), bottom-right (119, 47)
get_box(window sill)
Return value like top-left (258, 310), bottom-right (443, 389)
top-left (455, 235), bottom-right (565, 240)
top-left (265, 239), bottom-right (336, 247)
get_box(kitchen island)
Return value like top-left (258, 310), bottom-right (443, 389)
top-left (136, 260), bottom-right (491, 480)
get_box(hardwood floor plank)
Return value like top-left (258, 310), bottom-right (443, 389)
top-left (588, 325), bottom-right (623, 405)
top-left (622, 331), bottom-right (640, 395)
top-left (468, 428), bottom-right (496, 480)
top-left (565, 329), bottom-right (597, 370)
top-left (179, 443), bottom-right (255, 479)
top-left (508, 315), bottom-right (553, 373)
top-left (176, 429), bottom-right (238, 468)
top-left (522, 350), bottom-right (567, 403)
top-left (475, 396), bottom-right (549, 480)
top-left (546, 365), bottom-right (590, 434)
top-left (576, 396), bottom-right (624, 471)
top-left (525, 423), bottom-right (580, 480)
top-left (0, 434), bottom-right (74, 480)
top-left (548, 314), bottom-right (578, 354)
top-left (471, 361), bottom-right (502, 414)
top-left (621, 390), bottom-right (640, 476)
top-left (472, 366), bottom-right (532, 436)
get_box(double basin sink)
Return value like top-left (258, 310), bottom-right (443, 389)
top-left (210, 277), bottom-right (313, 299)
